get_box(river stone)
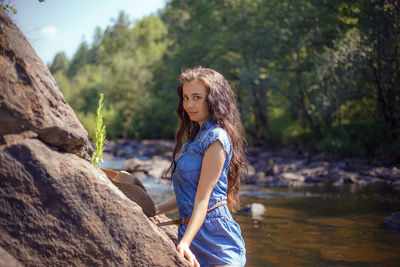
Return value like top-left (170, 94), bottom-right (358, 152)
top-left (150, 139), bottom-right (175, 156)
top-left (0, 9), bottom-right (92, 161)
top-left (300, 166), bottom-right (328, 177)
top-left (147, 156), bottom-right (171, 178)
top-left (392, 180), bottom-right (400, 190)
top-left (247, 171), bottom-right (267, 185)
top-left (272, 164), bottom-right (280, 175)
top-left (241, 203), bottom-right (266, 218)
top-left (384, 212), bottom-right (400, 230)
top-left (124, 155), bottom-right (171, 178)
top-left (337, 171), bottom-right (359, 183)
top-left (124, 157), bottom-right (150, 173)
top-left (308, 161), bottom-right (330, 168)
top-left (247, 164), bottom-right (256, 178)
top-left (303, 176), bottom-right (323, 183)
top-left (0, 137), bottom-right (188, 266)
top-left (280, 172), bottom-right (305, 183)
top-left (267, 176), bottom-right (289, 187)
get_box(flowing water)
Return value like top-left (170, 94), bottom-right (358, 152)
top-left (101, 158), bottom-right (400, 266)
top-left (236, 184), bottom-right (400, 266)
top-left (140, 180), bottom-right (400, 266)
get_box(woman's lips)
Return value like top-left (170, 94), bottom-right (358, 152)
top-left (188, 112), bottom-right (197, 115)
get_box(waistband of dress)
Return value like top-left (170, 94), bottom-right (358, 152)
top-left (156, 200), bottom-right (227, 227)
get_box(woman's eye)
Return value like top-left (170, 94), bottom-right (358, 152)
top-left (194, 96), bottom-right (201, 100)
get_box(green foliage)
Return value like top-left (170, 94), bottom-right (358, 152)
top-left (319, 121), bottom-right (388, 158)
top-left (50, 1), bottom-right (400, 159)
top-left (53, 70), bottom-right (72, 100)
top-left (50, 52), bottom-right (68, 74)
top-left (67, 41), bottom-right (90, 78)
top-left (91, 93), bottom-right (106, 167)
top-left (0, 2), bottom-right (17, 14)
top-left (1, 0), bottom-right (44, 14)
top-left (76, 111), bottom-right (96, 140)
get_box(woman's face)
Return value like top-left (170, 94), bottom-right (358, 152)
top-left (182, 79), bottom-right (210, 127)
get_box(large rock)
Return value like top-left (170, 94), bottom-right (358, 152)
top-left (0, 10), bottom-right (187, 266)
top-left (0, 137), bottom-right (187, 266)
top-left (0, 9), bottom-right (92, 161)
top-left (0, 247), bottom-right (22, 267)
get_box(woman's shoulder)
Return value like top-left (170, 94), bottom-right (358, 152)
top-left (200, 123), bottom-right (231, 154)
top-left (209, 125), bottom-right (230, 141)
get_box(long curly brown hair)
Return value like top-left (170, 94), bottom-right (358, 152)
top-left (167, 66), bottom-right (248, 212)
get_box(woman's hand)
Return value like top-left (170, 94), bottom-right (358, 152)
top-left (177, 241), bottom-right (199, 267)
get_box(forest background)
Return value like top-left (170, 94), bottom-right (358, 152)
top-left (45, 0), bottom-right (400, 160)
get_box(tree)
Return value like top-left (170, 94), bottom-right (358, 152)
top-left (49, 0), bottom-right (400, 158)
top-left (356, 0), bottom-right (400, 138)
top-left (49, 52), bottom-right (68, 74)
top-left (67, 41), bottom-right (90, 78)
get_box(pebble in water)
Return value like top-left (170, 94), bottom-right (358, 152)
top-left (384, 212), bottom-right (400, 230)
top-left (241, 203), bottom-right (266, 219)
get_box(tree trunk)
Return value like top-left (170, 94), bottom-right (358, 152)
top-left (250, 79), bottom-right (272, 143)
top-left (294, 48), bottom-right (322, 139)
top-left (372, 0), bottom-right (400, 138)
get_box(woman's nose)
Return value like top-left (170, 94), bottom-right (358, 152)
top-left (188, 99), bottom-right (194, 108)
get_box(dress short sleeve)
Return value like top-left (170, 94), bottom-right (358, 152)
top-left (201, 127), bottom-right (231, 156)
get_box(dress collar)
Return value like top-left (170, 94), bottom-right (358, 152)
top-left (188, 118), bottom-right (216, 143)
top-left (200, 117), bottom-right (216, 131)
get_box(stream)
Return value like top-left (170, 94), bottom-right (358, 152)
top-left (101, 156), bottom-right (400, 266)
top-left (237, 185), bottom-right (400, 266)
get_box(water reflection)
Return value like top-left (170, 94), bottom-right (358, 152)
top-left (236, 185), bottom-right (400, 266)
top-left (141, 179), bottom-right (400, 265)
top-left (142, 179), bottom-right (400, 265)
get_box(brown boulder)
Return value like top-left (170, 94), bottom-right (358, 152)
top-left (0, 137), bottom-right (187, 266)
top-left (0, 247), bottom-right (22, 267)
top-left (150, 215), bottom-right (179, 245)
top-left (0, 9), bottom-right (92, 161)
top-left (0, 10), bottom-right (187, 266)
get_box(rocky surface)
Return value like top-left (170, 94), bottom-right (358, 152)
top-left (0, 9), bottom-right (92, 161)
top-left (245, 147), bottom-right (400, 189)
top-left (0, 138), bottom-right (186, 266)
top-left (104, 139), bottom-right (174, 179)
top-left (150, 215), bottom-right (179, 245)
top-left (105, 139), bottom-right (173, 159)
top-left (0, 10), bottom-right (187, 266)
top-left (104, 140), bottom-right (400, 190)
top-left (0, 247), bottom-right (22, 267)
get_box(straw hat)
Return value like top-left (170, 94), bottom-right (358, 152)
top-left (101, 168), bottom-right (156, 217)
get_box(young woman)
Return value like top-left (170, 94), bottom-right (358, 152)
top-left (156, 67), bottom-right (247, 267)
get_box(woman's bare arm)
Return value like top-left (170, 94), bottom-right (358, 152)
top-left (156, 195), bottom-right (178, 215)
top-left (177, 140), bottom-right (226, 264)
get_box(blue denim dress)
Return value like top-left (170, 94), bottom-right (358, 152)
top-left (173, 118), bottom-right (246, 267)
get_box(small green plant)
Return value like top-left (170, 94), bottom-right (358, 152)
top-left (91, 93), bottom-right (106, 167)
top-left (1, 0), bottom-right (44, 14)
top-left (0, 2), bottom-right (17, 14)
